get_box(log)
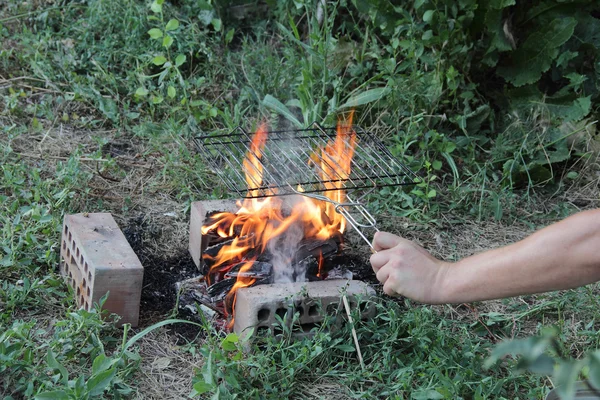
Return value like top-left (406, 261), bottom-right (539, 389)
top-left (224, 261), bottom-right (272, 279)
top-left (293, 237), bottom-right (339, 265)
top-left (207, 278), bottom-right (236, 300)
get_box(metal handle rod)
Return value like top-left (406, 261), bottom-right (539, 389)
top-left (287, 185), bottom-right (378, 251)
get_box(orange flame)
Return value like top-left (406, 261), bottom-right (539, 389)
top-left (202, 113), bottom-right (357, 323)
top-left (242, 122), bottom-right (268, 198)
top-left (316, 252), bottom-right (325, 279)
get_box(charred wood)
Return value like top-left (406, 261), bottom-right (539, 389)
top-left (224, 261), bottom-right (273, 279)
top-left (293, 237), bottom-right (339, 265)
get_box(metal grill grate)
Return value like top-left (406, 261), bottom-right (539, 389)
top-left (194, 123), bottom-right (417, 198)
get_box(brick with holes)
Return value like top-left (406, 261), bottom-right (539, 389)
top-left (60, 213), bottom-right (143, 327)
top-left (233, 279), bottom-right (376, 340)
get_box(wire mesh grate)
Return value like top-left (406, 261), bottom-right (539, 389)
top-left (194, 123), bottom-right (418, 198)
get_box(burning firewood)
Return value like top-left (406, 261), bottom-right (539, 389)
top-left (224, 260), bottom-right (272, 279)
top-left (293, 236), bottom-right (340, 265)
top-left (195, 114), bottom-right (375, 328)
top-left (207, 277), bottom-right (236, 300)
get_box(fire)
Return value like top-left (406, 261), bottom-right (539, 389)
top-left (317, 109), bottom-right (356, 233)
top-left (202, 113), bottom-right (357, 322)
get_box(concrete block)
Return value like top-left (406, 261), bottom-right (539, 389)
top-left (60, 213), bottom-right (144, 327)
top-left (233, 279), bottom-right (375, 340)
top-left (188, 200), bottom-right (239, 270)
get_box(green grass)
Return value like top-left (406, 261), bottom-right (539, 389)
top-left (1, 0), bottom-right (600, 398)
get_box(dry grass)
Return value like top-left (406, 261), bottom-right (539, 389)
top-left (132, 329), bottom-right (202, 400)
top-left (294, 381), bottom-right (352, 400)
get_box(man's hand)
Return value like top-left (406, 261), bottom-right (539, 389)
top-left (369, 231), bottom-right (450, 304)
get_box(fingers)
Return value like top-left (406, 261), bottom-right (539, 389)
top-left (372, 231), bottom-right (404, 252)
top-left (375, 264), bottom-right (390, 283)
top-left (374, 263), bottom-right (399, 297)
top-left (370, 251), bottom-right (389, 272)
top-left (382, 279), bottom-right (399, 297)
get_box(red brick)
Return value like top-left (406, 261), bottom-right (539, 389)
top-left (60, 213), bottom-right (143, 327)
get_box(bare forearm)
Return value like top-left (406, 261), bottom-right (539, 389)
top-left (441, 209), bottom-right (600, 303)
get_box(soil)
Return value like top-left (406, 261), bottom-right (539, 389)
top-left (122, 217), bottom-right (202, 341)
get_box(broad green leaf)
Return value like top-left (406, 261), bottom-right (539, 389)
top-left (423, 10), bottom-right (435, 23)
top-left (211, 18), bottom-right (222, 31)
top-left (168, 86), bottom-right (176, 98)
top-left (338, 87), bottom-right (390, 109)
top-left (427, 189), bottom-right (436, 198)
top-left (175, 54), bottom-right (186, 67)
top-left (193, 381), bottom-right (213, 395)
top-left (554, 360), bottom-right (583, 400)
top-left (485, 336), bottom-right (551, 368)
top-left (432, 160), bottom-right (442, 170)
top-left (151, 95), bottom-right (164, 104)
top-left (201, 351), bottom-right (215, 388)
top-left (98, 97), bottom-right (118, 122)
top-left (570, 13), bottom-right (600, 48)
top-left (225, 28), bottom-right (235, 44)
top-left (148, 28), bottom-right (163, 39)
top-left (542, 95), bottom-right (592, 122)
top-left (262, 94), bottom-right (303, 128)
top-left (414, 0), bottom-right (426, 9)
top-left (526, 354), bottom-right (555, 375)
top-left (46, 351), bottom-right (68, 384)
top-left (556, 51), bottom-right (578, 68)
top-left (135, 87), bottom-right (149, 96)
top-left (152, 56), bottom-right (167, 66)
top-left (412, 389), bottom-right (445, 400)
top-left (163, 35), bottom-right (174, 48)
top-left (497, 18), bottom-right (577, 86)
top-left (484, 7), bottom-right (513, 57)
top-left (565, 72), bottom-right (586, 87)
top-left (165, 19), bottom-right (179, 31)
top-left (92, 354), bottom-right (113, 375)
top-left (87, 367), bottom-right (116, 396)
top-left (34, 391), bottom-right (69, 400)
top-left (190, 99), bottom-right (206, 107)
top-left (75, 375), bottom-right (85, 393)
top-left (221, 340), bottom-right (237, 351)
top-left (335, 344), bottom-right (356, 352)
top-left (588, 351), bottom-right (600, 390)
top-left (221, 333), bottom-right (239, 351)
top-left (150, 1), bottom-right (162, 13)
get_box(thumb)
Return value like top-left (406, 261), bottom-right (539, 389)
top-left (372, 231), bottom-right (404, 252)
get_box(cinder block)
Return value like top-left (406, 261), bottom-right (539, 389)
top-left (233, 280), bottom-right (375, 340)
top-left (189, 200), bottom-right (239, 270)
top-left (60, 213), bottom-right (143, 327)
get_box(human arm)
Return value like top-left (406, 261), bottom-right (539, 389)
top-left (370, 209), bottom-right (600, 304)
